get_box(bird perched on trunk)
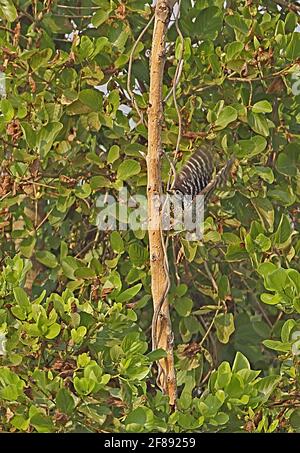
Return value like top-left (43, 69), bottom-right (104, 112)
top-left (172, 145), bottom-right (235, 203)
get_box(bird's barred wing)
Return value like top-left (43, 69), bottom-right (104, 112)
top-left (200, 156), bottom-right (235, 203)
top-left (173, 146), bottom-right (213, 197)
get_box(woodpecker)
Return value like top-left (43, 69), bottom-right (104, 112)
top-left (173, 145), bottom-right (235, 202)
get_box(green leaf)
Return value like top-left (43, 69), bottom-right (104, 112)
top-left (61, 256), bottom-right (80, 280)
top-left (45, 323), bottom-right (61, 339)
top-left (288, 269), bottom-right (300, 294)
top-left (20, 236), bottom-right (36, 259)
top-left (215, 106), bottom-right (238, 129)
top-left (281, 319), bottom-right (296, 343)
top-left (128, 243), bottom-right (149, 266)
top-left (265, 268), bottom-right (287, 292)
top-left (117, 159), bottom-right (141, 180)
top-left (180, 239), bottom-right (198, 262)
top-left (260, 293), bottom-right (282, 305)
top-left (79, 89), bottom-right (103, 111)
top-left (56, 388), bottom-right (75, 415)
top-left (286, 32), bottom-right (300, 60)
top-left (75, 183), bottom-right (91, 199)
top-left (273, 214), bottom-right (292, 247)
top-left (74, 267), bottom-right (96, 279)
top-left (268, 187), bottom-right (296, 206)
top-left (175, 284), bottom-right (188, 297)
top-left (255, 233), bottom-right (271, 252)
top-left (232, 352), bottom-right (250, 372)
top-left (30, 48), bottom-right (53, 71)
top-left (125, 407), bottom-right (147, 427)
top-left (251, 197), bottom-right (274, 232)
top-left (20, 122), bottom-right (36, 148)
top-left (78, 36), bottom-right (93, 60)
top-left (0, 384), bottom-right (19, 401)
top-left (147, 349), bottom-right (167, 361)
top-left (255, 375), bottom-right (281, 401)
top-left (0, 98), bottom-right (14, 121)
top-left (252, 100), bottom-right (272, 114)
top-left (90, 175), bottom-right (111, 189)
top-left (110, 231), bottom-right (124, 254)
top-left (37, 122), bottom-right (63, 158)
top-left (263, 339), bottom-right (291, 352)
top-left (174, 296), bottom-right (193, 317)
top-left (0, 0), bottom-right (17, 22)
top-left (276, 144), bottom-right (299, 176)
top-left (215, 313), bottom-right (235, 344)
top-left (237, 135), bottom-right (268, 157)
top-left (225, 41), bottom-right (244, 61)
top-left (94, 37), bottom-right (109, 56)
top-left (13, 287), bottom-right (30, 310)
top-left (257, 262), bottom-right (277, 278)
top-left (193, 7), bottom-right (223, 40)
top-left (285, 12), bottom-right (298, 33)
top-left (115, 283), bottom-right (142, 303)
top-left (104, 270), bottom-right (122, 298)
top-left (11, 415), bottom-right (30, 431)
top-left (213, 412), bottom-right (229, 425)
top-left (30, 413), bottom-right (54, 433)
top-left (92, 9), bottom-right (111, 28)
top-left (215, 362), bottom-right (232, 389)
top-left (66, 100), bottom-right (93, 115)
top-left (248, 112), bottom-right (270, 137)
top-left (225, 13), bottom-right (250, 34)
top-left (73, 377), bottom-right (95, 396)
top-left (225, 243), bottom-right (248, 261)
top-left (226, 374), bottom-right (243, 398)
top-left (11, 306), bottom-right (27, 320)
top-left (218, 275), bottom-right (230, 300)
top-left (290, 409), bottom-right (300, 430)
top-left (71, 326), bottom-right (87, 344)
top-left (249, 166), bottom-right (274, 183)
top-left (107, 145), bottom-right (120, 164)
top-left (36, 251), bottom-right (58, 269)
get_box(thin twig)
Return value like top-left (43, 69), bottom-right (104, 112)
top-left (172, 236), bottom-right (180, 284)
top-left (0, 138), bottom-right (22, 149)
top-left (273, 0), bottom-right (300, 13)
top-left (51, 14), bottom-right (92, 19)
top-left (56, 4), bottom-right (101, 9)
top-left (198, 315), bottom-right (218, 365)
top-left (227, 62), bottom-right (297, 82)
top-left (203, 261), bottom-right (218, 294)
top-left (166, 0), bottom-right (184, 192)
top-left (26, 180), bottom-right (57, 190)
top-left (0, 25), bottom-right (29, 41)
top-left (199, 300), bottom-right (222, 348)
top-left (193, 62), bottom-right (298, 95)
top-left (75, 239), bottom-right (97, 258)
top-left (36, 207), bottom-right (55, 231)
top-left (163, 0), bottom-right (184, 104)
top-left (127, 14), bottom-right (155, 125)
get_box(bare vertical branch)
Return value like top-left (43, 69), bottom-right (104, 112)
top-left (127, 14), bottom-right (155, 125)
top-left (147, 0), bottom-right (177, 406)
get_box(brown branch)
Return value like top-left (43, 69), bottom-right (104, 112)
top-left (273, 0), bottom-right (300, 13)
top-left (56, 4), bottom-right (101, 9)
top-left (147, 0), bottom-right (177, 407)
top-left (127, 14), bottom-right (155, 125)
top-left (198, 309), bottom-right (220, 348)
top-left (167, 0), bottom-right (184, 192)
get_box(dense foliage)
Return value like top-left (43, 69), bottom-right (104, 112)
top-left (0, 0), bottom-right (300, 433)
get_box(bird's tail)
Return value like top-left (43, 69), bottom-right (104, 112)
top-left (200, 156), bottom-right (236, 203)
